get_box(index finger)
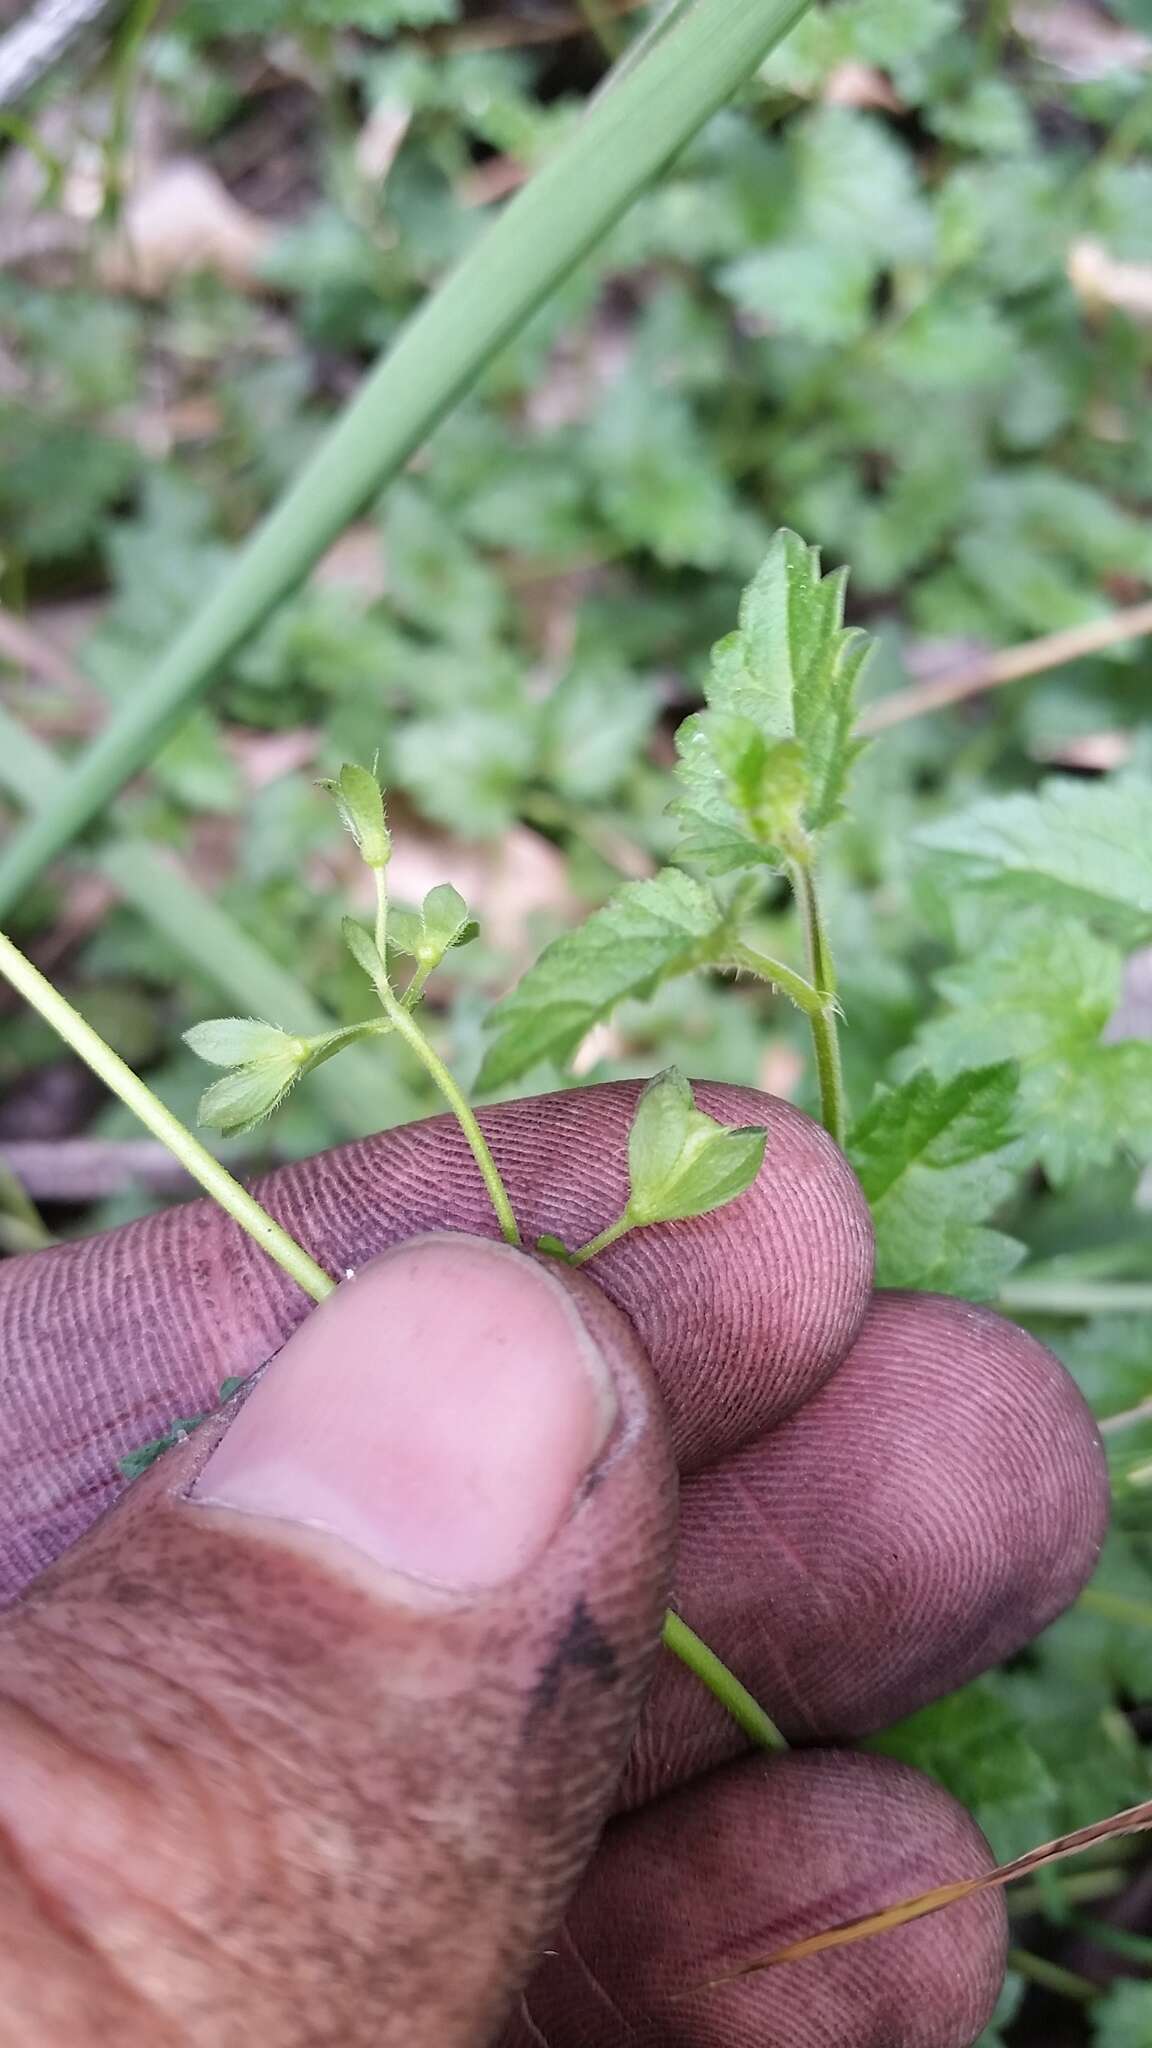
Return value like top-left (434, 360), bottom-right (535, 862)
top-left (0, 1081), bottom-right (872, 1603)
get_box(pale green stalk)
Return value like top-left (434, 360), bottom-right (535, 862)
top-left (571, 1214), bottom-right (630, 1264)
top-left (662, 1612), bottom-right (788, 1751)
top-left (368, 874), bottom-right (521, 1247)
top-left (998, 1278), bottom-right (1152, 1317)
top-left (786, 857), bottom-right (846, 1149)
top-left (0, 0), bottom-right (812, 913)
top-left (0, 706), bottom-right (401, 1134)
top-left (0, 929), bottom-right (335, 1305)
top-left (726, 941), bottom-right (822, 1016)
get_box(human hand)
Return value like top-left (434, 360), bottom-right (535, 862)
top-left (0, 1083), bottom-right (1108, 2046)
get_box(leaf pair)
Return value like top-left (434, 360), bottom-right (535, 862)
top-left (183, 1017), bottom-right (314, 1137)
top-left (625, 1067), bottom-right (767, 1229)
top-left (387, 883), bottom-right (478, 968)
top-left (479, 528), bottom-right (872, 1092)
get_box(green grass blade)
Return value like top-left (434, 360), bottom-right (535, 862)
top-left (0, 709), bottom-right (398, 1134)
top-left (0, 0), bottom-right (810, 913)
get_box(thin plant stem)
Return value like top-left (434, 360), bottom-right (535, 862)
top-left (858, 599), bottom-right (1152, 736)
top-left (787, 857), bottom-right (846, 1149)
top-left (998, 1278), bottom-right (1152, 1317)
top-left (571, 1213), bottom-right (631, 1264)
top-left (1006, 1947), bottom-right (1100, 2005)
top-left (726, 941), bottom-right (822, 1016)
top-left (662, 1611), bottom-right (789, 1751)
top-left (368, 875), bottom-right (521, 1248)
top-left (1009, 1869), bottom-right (1127, 1916)
top-left (1, 925), bottom-right (787, 1750)
top-left (0, 0), bottom-right (813, 915)
top-left (0, 705), bottom-right (401, 1135)
top-left (0, 929), bottom-right (336, 1305)
top-left (1078, 1585), bottom-right (1152, 1630)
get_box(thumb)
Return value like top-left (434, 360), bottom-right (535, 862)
top-left (0, 1235), bottom-right (677, 2047)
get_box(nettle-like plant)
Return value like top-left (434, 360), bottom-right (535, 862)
top-left (8, 531), bottom-right (1152, 1977)
top-left (0, 529), bottom-right (861, 1751)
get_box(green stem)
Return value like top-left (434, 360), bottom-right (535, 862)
top-left (1006, 1948), bottom-right (1099, 2005)
top-left (786, 856), bottom-right (846, 1150)
top-left (726, 941), bottom-right (823, 1017)
top-left (367, 877), bottom-right (521, 1248)
top-left (662, 1611), bottom-right (789, 1751)
top-left (1, 928), bottom-right (784, 1757)
top-left (0, 929), bottom-right (336, 1306)
top-left (0, 0), bottom-right (813, 917)
top-left (1078, 1585), bottom-right (1152, 1630)
top-left (998, 1278), bottom-right (1152, 1317)
top-left (1009, 1869), bottom-right (1127, 1916)
top-left (571, 1213), bottom-right (631, 1264)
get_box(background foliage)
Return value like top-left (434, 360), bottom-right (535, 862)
top-left (4, 0), bottom-right (1152, 2034)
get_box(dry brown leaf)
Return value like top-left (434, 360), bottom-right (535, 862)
top-left (355, 101), bottom-right (412, 186)
top-left (385, 820), bottom-right (578, 966)
top-left (822, 61), bottom-right (904, 110)
top-left (314, 524), bottom-right (389, 602)
top-left (699, 1797), bottom-right (1152, 1986)
top-left (1015, 0), bottom-right (1151, 78)
top-left (224, 727), bottom-right (320, 792)
top-left (1069, 236), bottom-right (1152, 323)
top-left (757, 1042), bottom-right (805, 1100)
top-left (1031, 729), bottom-right (1134, 771)
top-left (100, 160), bottom-right (273, 297)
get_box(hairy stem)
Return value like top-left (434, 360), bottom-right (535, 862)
top-left (726, 941), bottom-right (822, 1016)
top-left (370, 875), bottom-right (521, 1248)
top-left (787, 857), bottom-right (846, 1150)
top-left (0, 929), bottom-right (335, 1304)
top-left (662, 1611), bottom-right (788, 1751)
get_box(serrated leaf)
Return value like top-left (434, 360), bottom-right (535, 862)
top-left (915, 911), bottom-right (1152, 1185)
top-left (873, 1680), bottom-right (1058, 1861)
top-left (183, 1017), bottom-right (303, 1069)
top-left (848, 1064), bottom-right (1026, 1297)
top-left (916, 777), bottom-right (1152, 943)
top-left (477, 868), bottom-right (727, 1093)
top-left (672, 529), bottom-right (871, 874)
top-left (197, 1054), bottom-right (304, 1136)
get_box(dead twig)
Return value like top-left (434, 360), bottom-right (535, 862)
top-left (858, 598), bottom-right (1152, 735)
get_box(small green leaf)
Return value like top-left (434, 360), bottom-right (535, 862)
top-left (420, 882), bottom-right (473, 959)
top-left (916, 775), bottom-right (1152, 944)
top-left (184, 1017), bottom-right (303, 1068)
top-left (318, 762), bottom-right (391, 868)
top-left (873, 1680), bottom-right (1059, 1861)
top-left (627, 1067), bottom-right (694, 1200)
top-left (626, 1069), bottom-right (767, 1227)
top-left (672, 528), bottom-right (871, 874)
top-left (849, 1063), bottom-right (1026, 1298)
top-left (915, 911), bottom-right (1152, 1186)
top-left (478, 868), bottom-right (727, 1092)
top-left (535, 1233), bottom-right (573, 1261)
top-left (386, 908), bottom-right (425, 959)
top-left (197, 1052), bottom-right (305, 1136)
top-left (342, 916), bottom-right (387, 991)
